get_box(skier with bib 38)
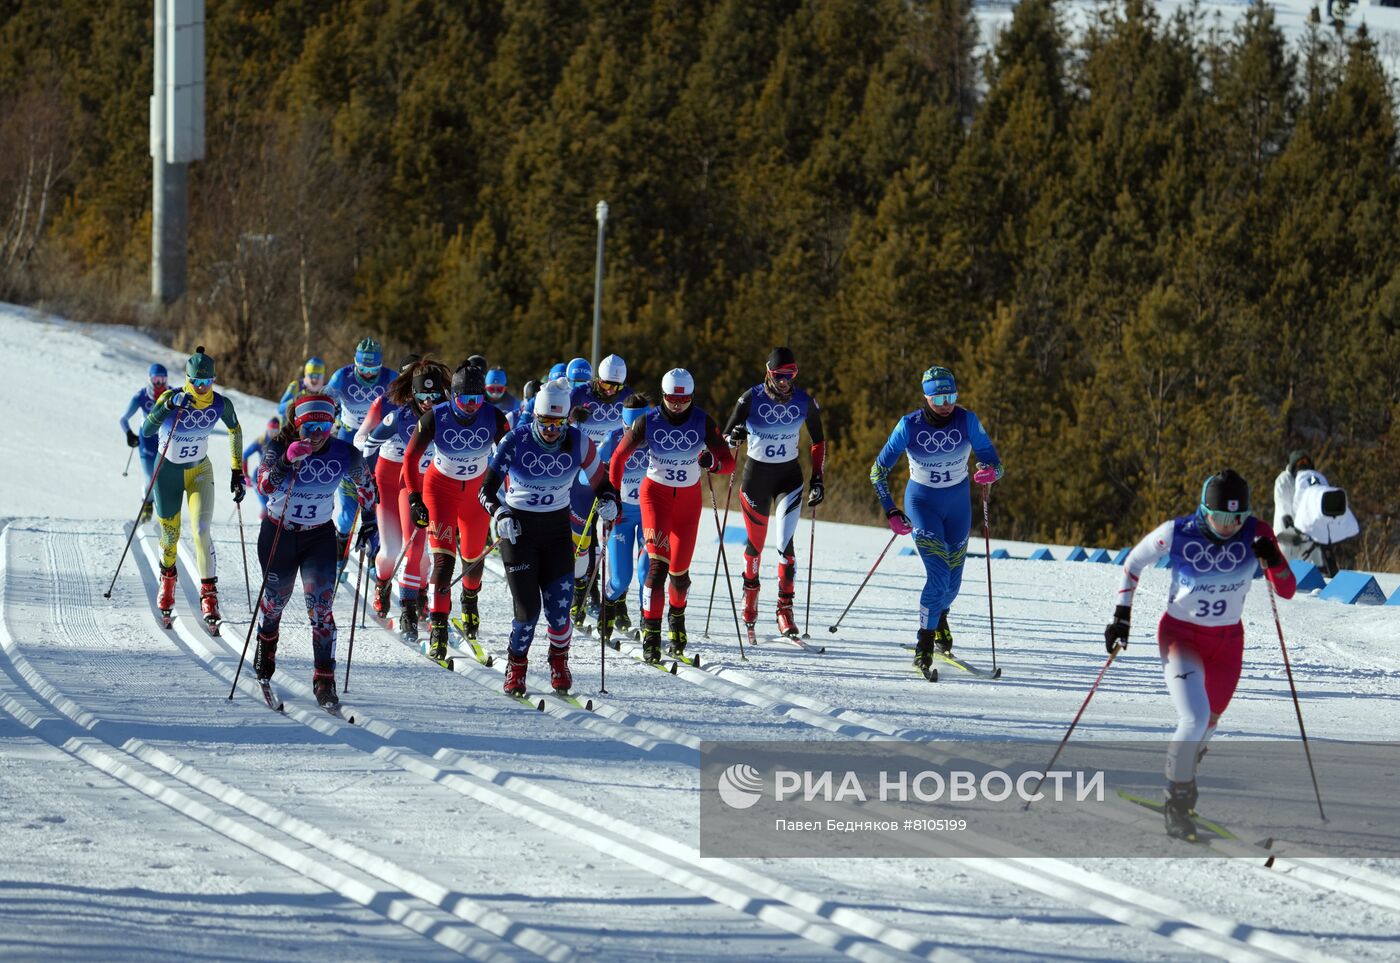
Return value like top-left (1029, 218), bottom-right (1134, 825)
top-left (870, 365), bottom-right (1002, 677)
top-left (1105, 469), bottom-right (1297, 840)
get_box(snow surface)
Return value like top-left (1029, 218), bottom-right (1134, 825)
top-left (2, 301), bottom-right (1398, 961)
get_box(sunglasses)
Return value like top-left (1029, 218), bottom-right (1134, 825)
top-left (597, 380), bottom-right (624, 394)
top-left (926, 392), bottom-right (957, 406)
top-left (767, 367), bottom-right (798, 382)
top-left (536, 415), bottom-right (567, 428)
top-left (455, 393), bottom-right (484, 407)
top-left (415, 391), bottom-right (445, 403)
top-left (189, 377), bottom-right (214, 389)
top-left (356, 365), bottom-right (382, 379)
top-left (485, 385), bottom-right (506, 398)
top-left (299, 420), bottom-right (333, 436)
top-left (150, 378), bottom-right (168, 389)
top-left (1203, 506), bottom-right (1250, 525)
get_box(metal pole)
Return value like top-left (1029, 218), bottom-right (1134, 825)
top-left (590, 200), bottom-right (608, 372)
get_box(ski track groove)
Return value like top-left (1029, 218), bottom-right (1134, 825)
top-left (0, 527), bottom-right (575, 963)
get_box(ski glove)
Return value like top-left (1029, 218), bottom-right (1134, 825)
top-left (973, 463), bottom-right (1000, 486)
top-left (285, 440), bottom-right (314, 464)
top-left (408, 492), bottom-right (430, 529)
top-left (1104, 605), bottom-right (1131, 654)
top-left (595, 491), bottom-right (620, 524)
top-left (570, 405), bottom-right (590, 424)
top-left (807, 476), bottom-right (824, 508)
top-left (356, 520), bottom-right (379, 552)
top-left (1253, 534), bottom-right (1284, 570)
top-left (698, 450), bottom-right (716, 471)
top-left (494, 507), bottom-right (520, 545)
top-left (886, 508), bottom-right (913, 536)
top-left (726, 425), bottom-right (747, 449)
top-left (231, 469), bottom-right (246, 504)
top-left (125, 428), bottom-right (139, 448)
top-left (166, 390), bottom-right (193, 410)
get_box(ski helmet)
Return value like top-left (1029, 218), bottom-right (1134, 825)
top-left (412, 366), bottom-right (446, 402)
top-left (485, 366), bottom-right (508, 400)
top-left (548, 362), bottom-right (567, 381)
top-left (661, 368), bottom-right (694, 412)
top-left (354, 338), bottom-right (383, 369)
top-left (921, 365), bottom-right (956, 398)
top-left (566, 357), bottom-right (592, 388)
top-left (1200, 470), bottom-right (1251, 516)
top-left (597, 354), bottom-right (627, 384)
top-left (534, 377), bottom-right (572, 419)
top-left (186, 346), bottom-right (215, 381)
top-left (766, 346), bottom-right (798, 376)
top-left (452, 362), bottom-right (486, 398)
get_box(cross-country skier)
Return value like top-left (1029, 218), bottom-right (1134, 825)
top-left (722, 347), bottom-right (825, 640)
top-left (404, 362), bottom-right (511, 661)
top-left (353, 354), bottom-right (421, 456)
top-left (1105, 469), bottom-right (1297, 840)
top-left (601, 392), bottom-right (653, 638)
top-left (479, 378), bottom-right (620, 695)
top-left (870, 365), bottom-right (1003, 675)
top-left (327, 338), bottom-right (396, 575)
top-left (362, 360), bottom-right (449, 640)
top-left (608, 368), bottom-right (735, 662)
top-left (567, 353), bottom-right (634, 625)
top-left (485, 366), bottom-right (517, 415)
top-left (252, 393), bottom-right (377, 709)
top-left (511, 379), bottom-right (540, 430)
top-left (241, 416), bottom-right (282, 516)
top-left (277, 357), bottom-right (327, 420)
top-left (120, 362), bottom-right (169, 523)
top-left (141, 346), bottom-right (245, 630)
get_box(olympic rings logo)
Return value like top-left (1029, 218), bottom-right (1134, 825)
top-left (651, 428), bottom-right (700, 451)
top-left (758, 402), bottom-right (801, 425)
top-left (441, 427), bottom-right (492, 449)
top-left (180, 407), bottom-right (220, 430)
top-left (627, 448), bottom-right (648, 470)
top-left (520, 451), bottom-right (571, 476)
top-left (343, 381), bottom-right (382, 405)
top-left (298, 458), bottom-right (341, 484)
top-left (1181, 540), bottom-right (1248, 573)
top-left (915, 429), bottom-right (963, 453)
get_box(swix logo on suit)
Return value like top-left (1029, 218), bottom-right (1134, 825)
top-left (645, 407), bottom-right (706, 488)
top-left (160, 394), bottom-right (226, 464)
top-left (328, 366), bottom-right (395, 430)
top-left (429, 401), bottom-right (494, 480)
top-left (493, 424), bottom-right (596, 512)
top-left (744, 385), bottom-right (811, 464)
top-left (261, 438), bottom-right (359, 527)
top-left (1166, 514), bottom-right (1259, 625)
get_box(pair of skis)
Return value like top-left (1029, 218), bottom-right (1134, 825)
top-left (256, 678), bottom-right (355, 724)
top-left (1116, 790), bottom-right (1237, 844)
top-left (900, 643), bottom-right (1003, 681)
top-left (745, 623), bottom-right (825, 654)
top-left (439, 618), bottom-right (593, 712)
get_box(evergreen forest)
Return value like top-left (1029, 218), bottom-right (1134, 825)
top-left (2, 0), bottom-right (1397, 562)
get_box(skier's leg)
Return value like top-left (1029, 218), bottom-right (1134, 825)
top-left (186, 458), bottom-right (218, 580)
top-left (300, 523), bottom-right (339, 673)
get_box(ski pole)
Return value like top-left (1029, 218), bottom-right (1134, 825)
top-left (981, 485), bottom-right (999, 674)
top-left (331, 505), bottom-right (361, 602)
top-left (827, 531), bottom-right (898, 634)
top-left (229, 469), bottom-right (298, 699)
top-left (449, 537), bottom-right (503, 589)
top-left (1265, 578), bottom-right (1327, 820)
top-left (236, 500), bottom-right (253, 613)
top-left (1023, 648), bottom-right (1119, 811)
top-left (803, 501), bottom-right (817, 638)
top-left (345, 542), bottom-right (367, 692)
top-left (599, 521), bottom-right (610, 695)
top-left (122, 446), bottom-right (135, 477)
top-left (360, 547), bottom-right (371, 629)
top-left (704, 462), bottom-right (738, 636)
top-left (706, 471), bottom-right (747, 660)
top-left (105, 411), bottom-right (181, 599)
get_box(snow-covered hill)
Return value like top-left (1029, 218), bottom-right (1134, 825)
top-left (2, 303), bottom-right (1397, 961)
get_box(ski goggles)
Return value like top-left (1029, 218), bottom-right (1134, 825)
top-left (305, 373), bottom-right (326, 387)
top-left (1202, 506), bottom-right (1250, 525)
top-left (767, 365), bottom-right (798, 383)
top-left (356, 364), bottom-right (382, 380)
top-left (596, 380), bottom-right (624, 397)
top-left (662, 392), bottom-right (692, 409)
top-left (150, 377), bottom-right (168, 390)
top-left (454, 392), bottom-right (484, 411)
top-left (926, 391), bottom-right (958, 407)
top-left (535, 415), bottom-right (567, 429)
top-left (188, 377), bottom-right (214, 389)
top-left (485, 384), bottom-right (506, 400)
top-left (415, 390), bottom-right (445, 404)
top-left (298, 419), bottom-right (333, 437)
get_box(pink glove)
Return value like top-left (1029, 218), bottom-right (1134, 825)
top-left (286, 440), bottom-right (314, 464)
top-left (886, 509), bottom-right (913, 536)
top-left (973, 463), bottom-right (999, 485)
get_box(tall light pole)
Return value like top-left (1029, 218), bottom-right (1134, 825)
top-left (590, 200), bottom-right (608, 372)
top-left (151, 0), bottom-right (205, 306)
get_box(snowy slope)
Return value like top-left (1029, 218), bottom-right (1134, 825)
top-left (2, 303), bottom-right (1399, 961)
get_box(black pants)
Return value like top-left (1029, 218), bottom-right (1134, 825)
top-left (256, 520), bottom-right (338, 670)
top-left (500, 507), bottom-right (575, 656)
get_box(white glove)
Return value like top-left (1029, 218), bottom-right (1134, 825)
top-left (595, 495), bottom-right (619, 524)
top-left (494, 508), bottom-right (520, 545)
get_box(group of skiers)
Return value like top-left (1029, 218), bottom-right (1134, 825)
top-left (121, 339), bottom-right (1342, 841)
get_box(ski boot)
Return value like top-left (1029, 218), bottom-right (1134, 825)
top-left (912, 629), bottom-right (938, 678)
top-left (569, 577), bottom-right (590, 627)
top-left (1164, 780), bottom-right (1199, 841)
top-left (253, 631), bottom-right (278, 680)
top-left (776, 593), bottom-right (798, 639)
top-left (458, 587), bottom-right (480, 640)
top-left (933, 609), bottom-right (954, 655)
top-left (138, 500), bottom-right (154, 524)
top-left (586, 581), bottom-right (601, 623)
top-left (504, 652), bottom-right (529, 696)
top-left (372, 576), bottom-right (391, 617)
top-left (199, 578), bottom-right (221, 626)
top-left (157, 565), bottom-right (178, 623)
top-left (334, 532), bottom-right (351, 583)
top-left (548, 644), bottom-right (572, 694)
top-left (666, 608), bottom-right (688, 658)
top-left (640, 619), bottom-right (663, 664)
top-left (398, 597), bottom-right (420, 642)
top-left (741, 576), bottom-right (760, 628)
top-left (312, 667), bottom-right (340, 708)
top-left (608, 598), bottom-right (632, 635)
top-left (427, 613), bottom-right (450, 663)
